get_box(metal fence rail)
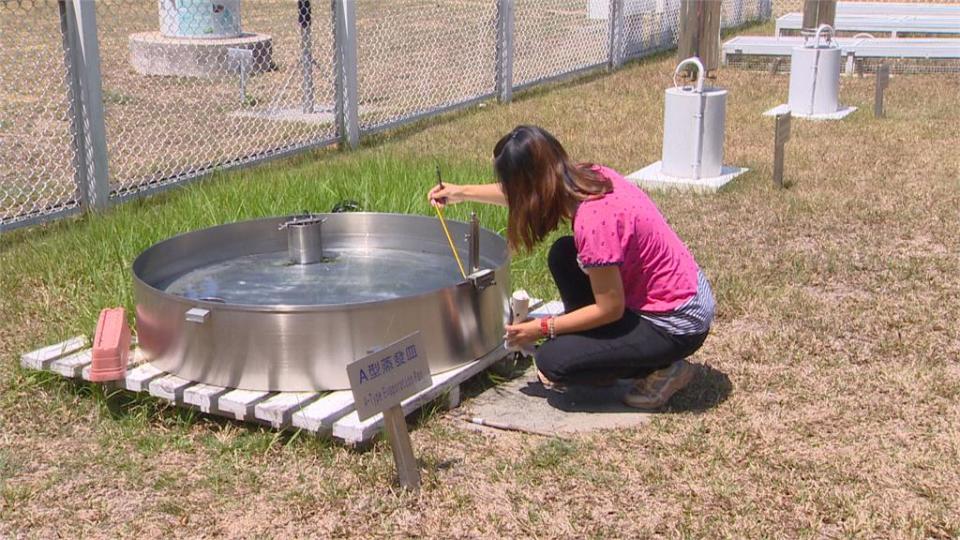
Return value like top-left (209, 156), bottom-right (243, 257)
top-left (1, 0), bottom-right (769, 233)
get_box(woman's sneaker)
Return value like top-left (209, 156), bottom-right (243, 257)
top-left (623, 359), bottom-right (695, 409)
top-left (536, 367), bottom-right (565, 390)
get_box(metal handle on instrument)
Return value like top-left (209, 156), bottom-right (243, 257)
top-left (812, 24), bottom-right (836, 48)
top-left (277, 214), bottom-right (327, 230)
top-left (673, 57), bottom-right (706, 94)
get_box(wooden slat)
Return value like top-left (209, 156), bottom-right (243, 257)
top-left (125, 362), bottom-right (165, 392)
top-left (290, 390), bottom-right (356, 434)
top-left (148, 374), bottom-right (196, 402)
top-left (254, 392), bottom-right (321, 429)
top-left (219, 389), bottom-right (273, 421)
top-left (25, 323), bottom-right (534, 445)
top-left (332, 347), bottom-right (507, 444)
top-left (48, 349), bottom-right (93, 378)
top-left (20, 336), bottom-right (88, 370)
top-left (182, 384), bottom-right (229, 414)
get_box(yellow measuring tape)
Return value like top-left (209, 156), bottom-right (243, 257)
top-left (433, 205), bottom-right (467, 279)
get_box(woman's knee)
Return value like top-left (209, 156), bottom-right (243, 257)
top-left (534, 340), bottom-right (572, 382)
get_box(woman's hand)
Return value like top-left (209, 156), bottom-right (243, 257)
top-left (428, 183), bottom-right (466, 208)
top-left (504, 319), bottom-right (542, 347)
top-left (428, 183), bottom-right (508, 208)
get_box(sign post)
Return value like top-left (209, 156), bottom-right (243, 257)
top-left (874, 64), bottom-right (890, 118)
top-left (346, 332), bottom-right (432, 491)
top-left (773, 111), bottom-right (791, 188)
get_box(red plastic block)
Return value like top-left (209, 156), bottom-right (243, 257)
top-left (89, 307), bottom-right (131, 382)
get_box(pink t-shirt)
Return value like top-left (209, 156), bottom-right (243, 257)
top-left (573, 165), bottom-right (699, 314)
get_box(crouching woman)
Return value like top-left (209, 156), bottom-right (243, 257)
top-left (429, 125), bottom-right (714, 409)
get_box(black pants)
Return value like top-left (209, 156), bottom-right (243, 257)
top-left (536, 236), bottom-right (708, 384)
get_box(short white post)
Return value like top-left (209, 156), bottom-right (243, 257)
top-left (382, 406), bottom-right (420, 491)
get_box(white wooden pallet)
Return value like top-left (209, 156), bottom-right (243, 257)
top-left (18, 300), bottom-right (564, 445)
top-left (20, 338), bottom-right (507, 445)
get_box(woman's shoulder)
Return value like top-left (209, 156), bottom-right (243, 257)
top-left (582, 163), bottom-right (621, 180)
top-left (583, 164), bottom-right (649, 202)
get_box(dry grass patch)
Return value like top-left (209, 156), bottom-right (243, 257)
top-left (2, 22), bottom-right (960, 538)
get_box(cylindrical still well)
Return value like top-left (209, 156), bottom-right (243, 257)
top-left (662, 57), bottom-right (727, 180)
top-left (788, 25), bottom-right (842, 115)
top-left (158, 0), bottom-right (242, 39)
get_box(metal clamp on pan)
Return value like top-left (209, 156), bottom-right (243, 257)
top-left (467, 268), bottom-right (496, 291)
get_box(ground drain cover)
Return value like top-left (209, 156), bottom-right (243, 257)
top-left (462, 367), bottom-right (653, 436)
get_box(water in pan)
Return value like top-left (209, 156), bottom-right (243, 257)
top-left (164, 247), bottom-right (473, 305)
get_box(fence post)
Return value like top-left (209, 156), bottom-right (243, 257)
top-left (608, 0), bottom-right (625, 68)
top-left (60, 0), bottom-right (110, 211)
top-left (298, 0), bottom-right (315, 113)
top-left (759, 0), bottom-right (772, 21)
top-left (333, 0), bottom-right (360, 148)
top-left (59, 1), bottom-right (90, 210)
top-left (495, 0), bottom-right (515, 103)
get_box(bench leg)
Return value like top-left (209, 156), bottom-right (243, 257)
top-left (446, 384), bottom-right (462, 410)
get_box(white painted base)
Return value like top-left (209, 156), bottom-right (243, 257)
top-left (21, 336), bottom-right (509, 445)
top-left (626, 162), bottom-right (749, 193)
top-left (128, 32), bottom-right (273, 78)
top-left (763, 103), bottom-right (858, 120)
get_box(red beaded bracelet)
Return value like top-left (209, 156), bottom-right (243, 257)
top-left (539, 317), bottom-right (550, 338)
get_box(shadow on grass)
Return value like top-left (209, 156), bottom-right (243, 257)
top-left (454, 352), bottom-right (732, 416)
top-left (665, 362), bottom-right (733, 413)
top-left (512, 361), bottom-right (731, 415)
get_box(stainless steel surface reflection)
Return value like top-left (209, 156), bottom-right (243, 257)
top-left (133, 213), bottom-right (511, 391)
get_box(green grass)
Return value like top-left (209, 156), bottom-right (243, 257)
top-left (0, 154), bottom-right (561, 346)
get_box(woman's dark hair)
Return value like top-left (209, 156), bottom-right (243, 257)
top-left (493, 125), bottom-right (611, 251)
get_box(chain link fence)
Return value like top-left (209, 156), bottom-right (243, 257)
top-left (0, 1), bottom-right (83, 227)
top-left (1, 0), bottom-right (769, 232)
top-left (356, 0), bottom-right (498, 133)
top-left (513, 1), bottom-right (609, 89)
top-left (97, 0), bottom-right (338, 199)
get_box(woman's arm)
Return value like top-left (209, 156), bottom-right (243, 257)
top-left (428, 182), bottom-right (507, 207)
top-left (553, 266), bottom-right (625, 333)
top-left (505, 266), bottom-right (625, 345)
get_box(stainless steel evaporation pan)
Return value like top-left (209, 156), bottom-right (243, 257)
top-left (131, 213), bottom-right (511, 392)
